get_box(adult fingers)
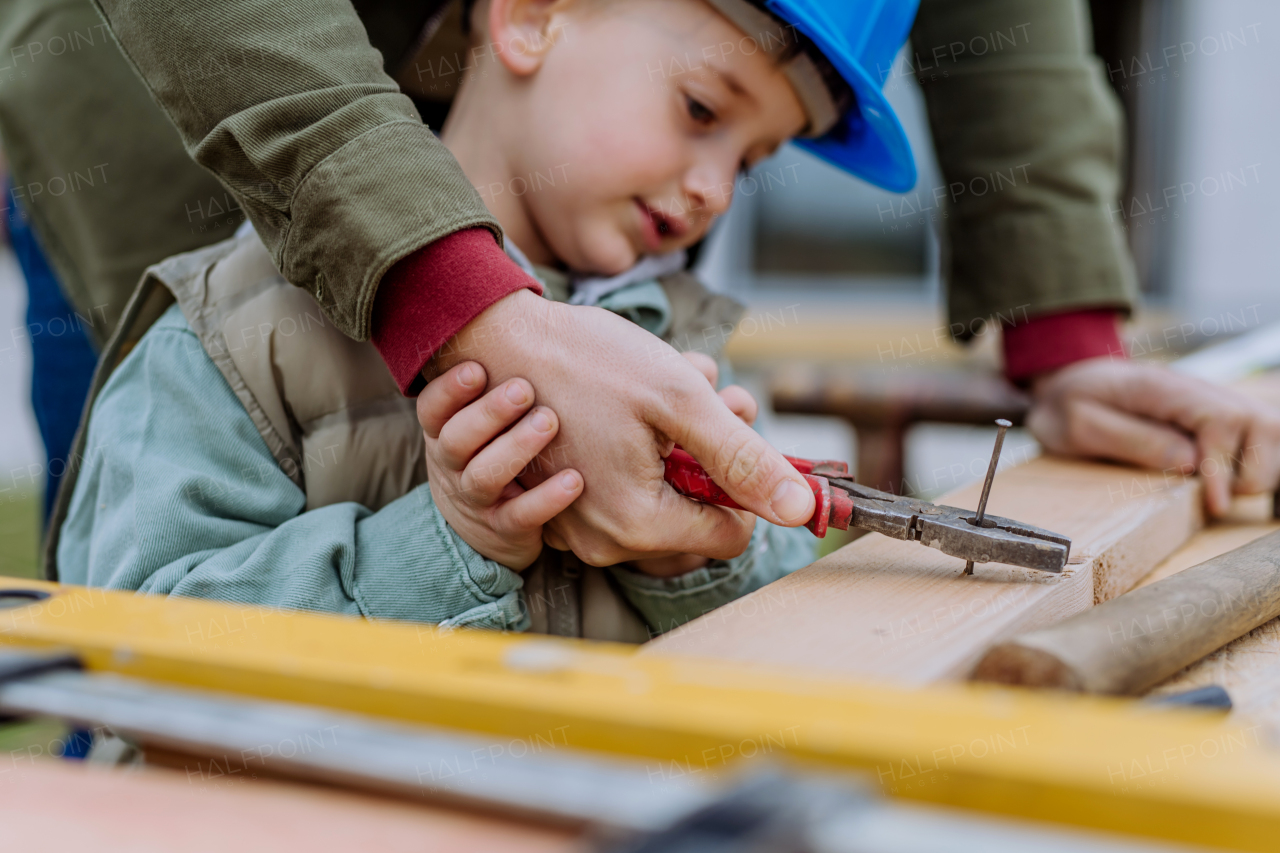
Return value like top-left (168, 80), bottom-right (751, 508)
top-left (1040, 397), bottom-right (1198, 474)
top-left (1236, 409), bottom-right (1280, 495)
top-left (460, 406), bottom-right (560, 506)
top-left (682, 351), bottom-right (718, 387)
top-left (1193, 408), bottom-right (1249, 517)
top-left (494, 469), bottom-right (584, 534)
top-left (435, 378), bottom-right (536, 471)
top-left (416, 362), bottom-right (487, 439)
top-left (547, 497), bottom-right (757, 565)
top-left (654, 382), bottom-right (813, 527)
top-left (543, 528), bottom-right (571, 551)
top-left (718, 384), bottom-right (757, 426)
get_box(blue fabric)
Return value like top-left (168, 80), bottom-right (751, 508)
top-left (8, 200), bottom-right (98, 525)
top-left (59, 728), bottom-right (94, 760)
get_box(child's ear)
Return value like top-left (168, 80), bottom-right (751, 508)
top-left (487, 0), bottom-right (573, 76)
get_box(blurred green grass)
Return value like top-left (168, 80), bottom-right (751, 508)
top-left (0, 488), bottom-right (40, 580)
top-left (0, 718), bottom-right (70, 757)
top-left (0, 489), bottom-right (59, 761)
top-left (815, 526), bottom-right (858, 560)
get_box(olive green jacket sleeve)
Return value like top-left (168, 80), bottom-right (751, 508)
top-left (911, 0), bottom-right (1139, 335)
top-left (0, 0), bottom-right (239, 345)
top-left (90, 0), bottom-right (500, 341)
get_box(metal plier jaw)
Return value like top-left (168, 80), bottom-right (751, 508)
top-left (663, 449), bottom-right (1071, 574)
top-left (825, 479), bottom-right (1071, 573)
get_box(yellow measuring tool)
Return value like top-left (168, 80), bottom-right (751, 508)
top-left (0, 579), bottom-right (1277, 850)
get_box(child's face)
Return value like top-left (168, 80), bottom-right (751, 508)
top-left (463, 0), bottom-right (808, 274)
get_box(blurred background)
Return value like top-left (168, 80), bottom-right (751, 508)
top-left (696, 0), bottom-right (1280, 551)
top-left (0, 0), bottom-right (1277, 571)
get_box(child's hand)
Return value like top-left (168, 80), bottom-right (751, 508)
top-left (417, 361), bottom-right (583, 571)
top-left (625, 352), bottom-right (758, 577)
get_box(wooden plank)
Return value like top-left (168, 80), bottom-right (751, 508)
top-left (643, 457), bottom-right (1203, 684)
top-left (3, 759), bottom-right (577, 853)
top-left (1133, 498), bottom-right (1279, 589)
top-left (1159, 618), bottom-right (1280, 741)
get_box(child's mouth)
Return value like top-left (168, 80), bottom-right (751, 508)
top-left (635, 199), bottom-right (684, 253)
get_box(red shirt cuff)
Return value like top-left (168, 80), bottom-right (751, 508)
top-left (1001, 308), bottom-right (1126, 384)
top-left (371, 228), bottom-right (542, 395)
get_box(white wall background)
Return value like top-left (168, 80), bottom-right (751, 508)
top-left (1167, 1), bottom-right (1280, 328)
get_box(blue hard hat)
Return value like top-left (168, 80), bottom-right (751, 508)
top-left (765, 0), bottom-right (919, 192)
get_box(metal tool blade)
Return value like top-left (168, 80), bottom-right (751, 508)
top-left (828, 479), bottom-right (1071, 573)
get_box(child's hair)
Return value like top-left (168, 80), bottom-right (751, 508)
top-left (458, 0), bottom-right (855, 130)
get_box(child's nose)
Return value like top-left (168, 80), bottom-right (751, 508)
top-left (684, 163), bottom-right (736, 218)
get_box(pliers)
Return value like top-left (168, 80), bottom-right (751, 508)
top-left (663, 448), bottom-right (1071, 573)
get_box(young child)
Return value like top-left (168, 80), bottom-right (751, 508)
top-left (52, 0), bottom-right (918, 640)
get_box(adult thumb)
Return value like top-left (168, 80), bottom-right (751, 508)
top-left (657, 389), bottom-right (815, 527)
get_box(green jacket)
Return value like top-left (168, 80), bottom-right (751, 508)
top-left (911, 0), bottom-right (1138, 334)
top-left (1, 0), bottom-right (1135, 348)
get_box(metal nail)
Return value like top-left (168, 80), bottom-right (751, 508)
top-left (964, 418), bottom-right (1012, 576)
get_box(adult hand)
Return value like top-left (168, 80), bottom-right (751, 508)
top-left (426, 289), bottom-right (815, 566)
top-left (626, 351), bottom-right (759, 578)
top-left (1027, 357), bottom-right (1280, 517)
top-left (679, 350), bottom-right (759, 427)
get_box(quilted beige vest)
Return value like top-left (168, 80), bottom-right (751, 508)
top-left (47, 233), bottom-right (746, 643)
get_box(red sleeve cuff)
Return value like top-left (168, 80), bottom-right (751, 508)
top-left (1001, 308), bottom-right (1126, 384)
top-left (371, 228), bottom-right (542, 395)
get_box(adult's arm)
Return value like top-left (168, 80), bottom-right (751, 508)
top-left (90, 0), bottom-right (525, 358)
top-left (914, 0), bottom-right (1280, 516)
top-left (912, 0), bottom-right (1136, 357)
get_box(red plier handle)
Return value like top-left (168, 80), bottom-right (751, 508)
top-left (662, 447), bottom-right (852, 538)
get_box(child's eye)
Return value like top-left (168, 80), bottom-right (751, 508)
top-left (685, 95), bottom-right (716, 126)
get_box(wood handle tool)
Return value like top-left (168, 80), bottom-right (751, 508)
top-left (972, 529), bottom-right (1280, 694)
